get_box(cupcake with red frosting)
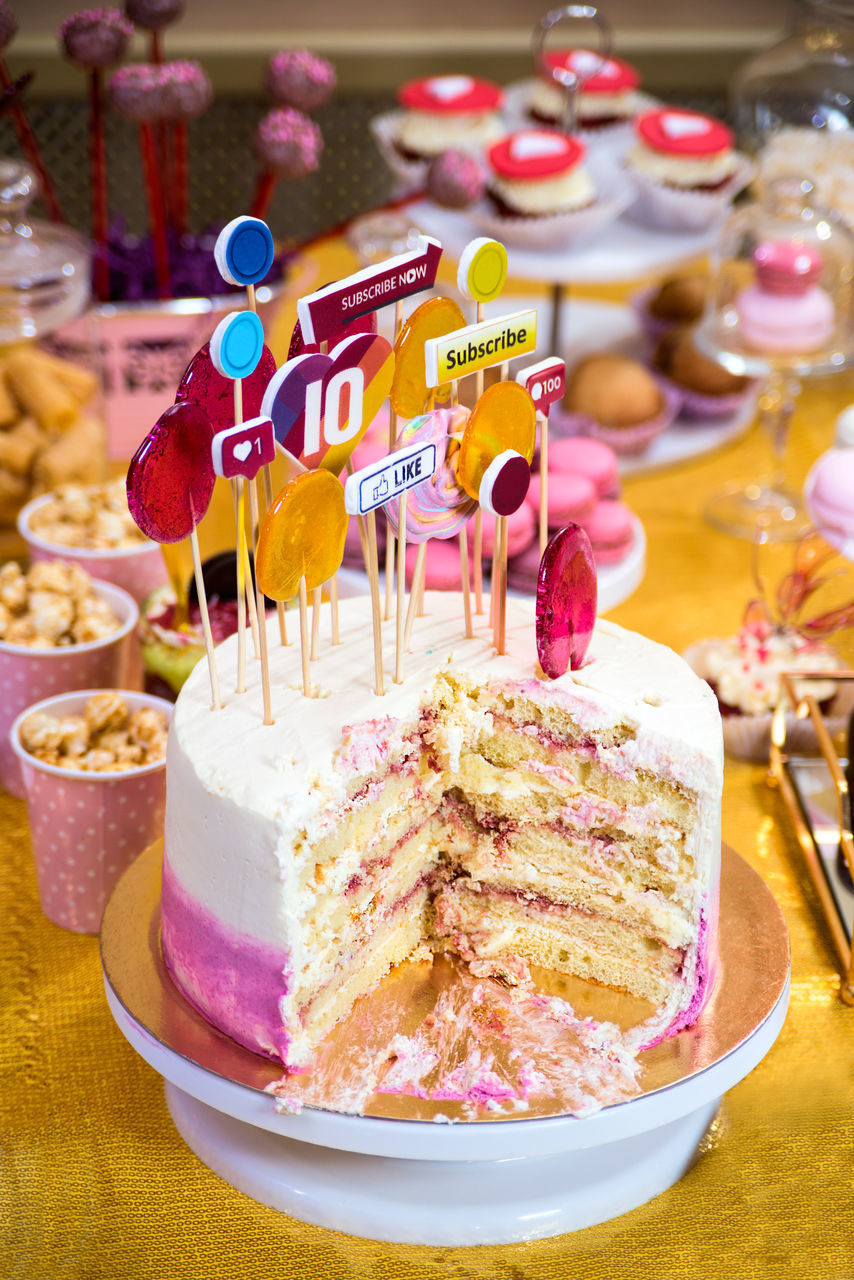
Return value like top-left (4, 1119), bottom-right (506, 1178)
top-left (529, 48), bottom-right (645, 134)
top-left (372, 74), bottom-right (504, 190)
top-left (474, 127), bottom-right (629, 248)
top-left (625, 107), bottom-right (752, 231)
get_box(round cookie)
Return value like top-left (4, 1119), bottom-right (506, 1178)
top-left (527, 471), bottom-right (597, 529)
top-left (546, 437), bottom-right (620, 498)
top-left (405, 537), bottom-right (473, 591)
top-left (580, 500), bottom-right (635, 564)
top-left (477, 504), bottom-right (536, 560)
top-left (564, 353), bottom-right (663, 427)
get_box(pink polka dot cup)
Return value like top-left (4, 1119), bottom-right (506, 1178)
top-left (10, 689), bottom-right (171, 933)
top-left (18, 493), bottom-right (168, 605)
top-left (0, 580), bottom-right (139, 797)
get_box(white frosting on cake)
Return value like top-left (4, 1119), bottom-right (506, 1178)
top-left (166, 593), bottom-right (722, 954)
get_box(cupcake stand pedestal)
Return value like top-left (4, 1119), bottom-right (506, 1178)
top-left (102, 843), bottom-right (789, 1245)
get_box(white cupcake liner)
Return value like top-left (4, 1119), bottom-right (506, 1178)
top-left (471, 154), bottom-right (634, 250)
top-left (369, 111), bottom-right (430, 193)
top-left (683, 640), bottom-right (852, 762)
top-left (623, 153), bottom-right (755, 233)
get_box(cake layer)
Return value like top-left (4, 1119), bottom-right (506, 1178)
top-left (162, 593), bottom-right (723, 1066)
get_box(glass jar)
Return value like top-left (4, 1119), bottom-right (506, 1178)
top-left (0, 158), bottom-right (90, 343)
top-left (732, 0), bottom-right (854, 151)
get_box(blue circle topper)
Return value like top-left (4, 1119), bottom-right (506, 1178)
top-left (214, 215), bottom-right (275, 288)
top-left (209, 310), bottom-right (265, 381)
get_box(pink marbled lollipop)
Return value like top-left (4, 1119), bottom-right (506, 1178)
top-left (536, 522), bottom-right (597, 678)
top-left (385, 407), bottom-right (476, 543)
top-left (176, 341), bottom-right (277, 433)
top-left (126, 400), bottom-right (215, 543)
top-left (267, 49), bottom-right (336, 112)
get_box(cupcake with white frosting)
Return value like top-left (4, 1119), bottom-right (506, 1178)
top-left (529, 48), bottom-right (644, 132)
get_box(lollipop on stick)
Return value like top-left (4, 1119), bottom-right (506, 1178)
top-left (516, 357), bottom-right (566, 554)
top-left (250, 107), bottom-right (322, 221)
top-left (0, 6), bottom-right (63, 223)
top-left (256, 470), bottom-right (347, 699)
top-left (126, 400), bottom-right (221, 708)
top-left (61, 8), bottom-right (132, 301)
top-left (107, 63), bottom-right (174, 298)
top-left (209, 309), bottom-right (272, 716)
top-left (456, 238), bottom-right (509, 614)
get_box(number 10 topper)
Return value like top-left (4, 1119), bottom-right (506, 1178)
top-left (261, 331), bottom-right (394, 477)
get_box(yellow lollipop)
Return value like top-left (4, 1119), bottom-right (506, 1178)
top-left (457, 382), bottom-right (536, 500)
top-left (390, 295), bottom-right (466, 419)
top-left (256, 469), bottom-right (347, 600)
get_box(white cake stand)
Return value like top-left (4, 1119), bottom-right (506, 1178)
top-left (101, 844), bottom-right (789, 1245)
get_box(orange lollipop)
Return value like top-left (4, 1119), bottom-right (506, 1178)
top-left (390, 296), bottom-right (466, 419)
top-left (256, 469), bottom-right (347, 600)
top-left (457, 381), bottom-right (536, 500)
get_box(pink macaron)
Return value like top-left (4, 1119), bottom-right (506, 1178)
top-left (805, 447), bottom-right (854, 555)
top-left (505, 539), bottom-right (543, 594)
top-left (546, 437), bottom-right (620, 498)
top-left (580, 499), bottom-right (635, 564)
top-left (476, 504), bottom-right (537, 560)
top-left (527, 471), bottom-right (597, 529)
top-left (405, 537), bottom-right (474, 591)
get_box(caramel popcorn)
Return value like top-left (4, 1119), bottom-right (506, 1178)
top-left (19, 693), bottom-right (168, 772)
top-left (0, 560), bottom-right (121, 648)
top-left (28, 478), bottom-right (147, 550)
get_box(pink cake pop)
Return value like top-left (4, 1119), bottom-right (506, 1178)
top-left (160, 60), bottom-right (213, 232)
top-left (426, 149), bottom-right (485, 210)
top-left (250, 107), bottom-right (323, 219)
top-left (0, 3), bottom-right (63, 223)
top-left (266, 49), bottom-right (336, 112)
top-left (736, 240), bottom-right (835, 355)
top-left (125, 0), bottom-right (185, 29)
top-left (108, 63), bottom-right (172, 297)
top-left (60, 8), bottom-right (132, 68)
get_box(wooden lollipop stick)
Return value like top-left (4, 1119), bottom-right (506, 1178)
top-left (189, 527), bottom-right (222, 710)
top-left (261, 462), bottom-right (288, 646)
top-left (496, 515), bottom-right (508, 656)
top-left (231, 478), bottom-right (247, 693)
top-left (473, 509), bottom-right (484, 615)
top-left (365, 509), bottom-right (385, 696)
top-left (247, 476), bottom-right (273, 725)
top-left (538, 410), bottom-right (549, 555)
top-left (459, 527), bottom-right (473, 639)
top-left (394, 489), bottom-right (408, 684)
top-left (330, 574), bottom-right (341, 645)
top-left (384, 298), bottom-right (405, 621)
top-left (311, 585), bottom-right (321, 660)
top-left (298, 576), bottom-right (311, 697)
top-left (241, 482), bottom-right (260, 659)
top-left (404, 541), bottom-right (427, 650)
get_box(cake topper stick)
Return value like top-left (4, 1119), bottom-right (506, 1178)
top-left (311, 585), bottom-right (322, 660)
top-left (517, 357), bottom-right (566, 554)
top-left (395, 489), bottom-right (408, 683)
top-left (404, 542), bottom-right (427, 649)
top-left (457, 238), bottom-right (510, 616)
top-left (384, 298), bottom-right (405, 621)
top-left (298, 576), bottom-right (311, 695)
top-left (126, 400), bottom-right (221, 710)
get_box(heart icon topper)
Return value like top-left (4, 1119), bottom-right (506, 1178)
top-left (261, 331), bottom-right (394, 476)
top-left (516, 356), bottom-right (566, 416)
top-left (489, 131), bottom-right (585, 181)
top-left (636, 108), bottom-right (733, 157)
top-left (126, 401), bottom-right (216, 544)
top-left (212, 415), bottom-right (276, 480)
top-left (543, 49), bottom-right (639, 94)
top-left (398, 74), bottom-right (503, 115)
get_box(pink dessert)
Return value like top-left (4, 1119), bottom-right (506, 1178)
top-left (527, 471), bottom-right (597, 529)
top-left (546, 437), bottom-right (620, 498)
top-left (805, 446), bottom-right (854, 557)
top-left (477, 504), bottom-right (536, 559)
top-left (736, 240), bottom-right (835, 354)
top-left (580, 500), bottom-right (635, 564)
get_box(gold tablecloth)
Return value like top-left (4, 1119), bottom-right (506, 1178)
top-left (3, 236), bottom-right (854, 1279)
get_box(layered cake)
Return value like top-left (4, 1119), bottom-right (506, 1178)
top-left (161, 592), bottom-right (723, 1070)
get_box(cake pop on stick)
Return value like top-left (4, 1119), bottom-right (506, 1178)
top-left (251, 107), bottom-right (323, 221)
top-left (456, 238), bottom-right (509, 613)
top-left (209, 309), bottom-right (272, 718)
top-left (125, 0), bottom-right (184, 59)
top-left (256, 470), bottom-right (347, 698)
top-left (0, 7), bottom-right (63, 223)
top-left (126, 400), bottom-right (220, 708)
top-left (267, 48), bottom-right (336, 112)
top-left (107, 63), bottom-right (172, 298)
top-left (61, 9), bottom-right (132, 300)
top-left (516, 356), bottom-right (565, 554)
top-left (160, 60), bottom-right (213, 234)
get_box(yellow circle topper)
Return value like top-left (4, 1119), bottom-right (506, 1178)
top-left (457, 238), bottom-right (508, 306)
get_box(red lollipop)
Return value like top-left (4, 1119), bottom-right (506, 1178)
top-left (127, 400), bottom-right (215, 543)
top-left (176, 341), bottom-right (277, 432)
top-left (536, 523), bottom-right (597, 678)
